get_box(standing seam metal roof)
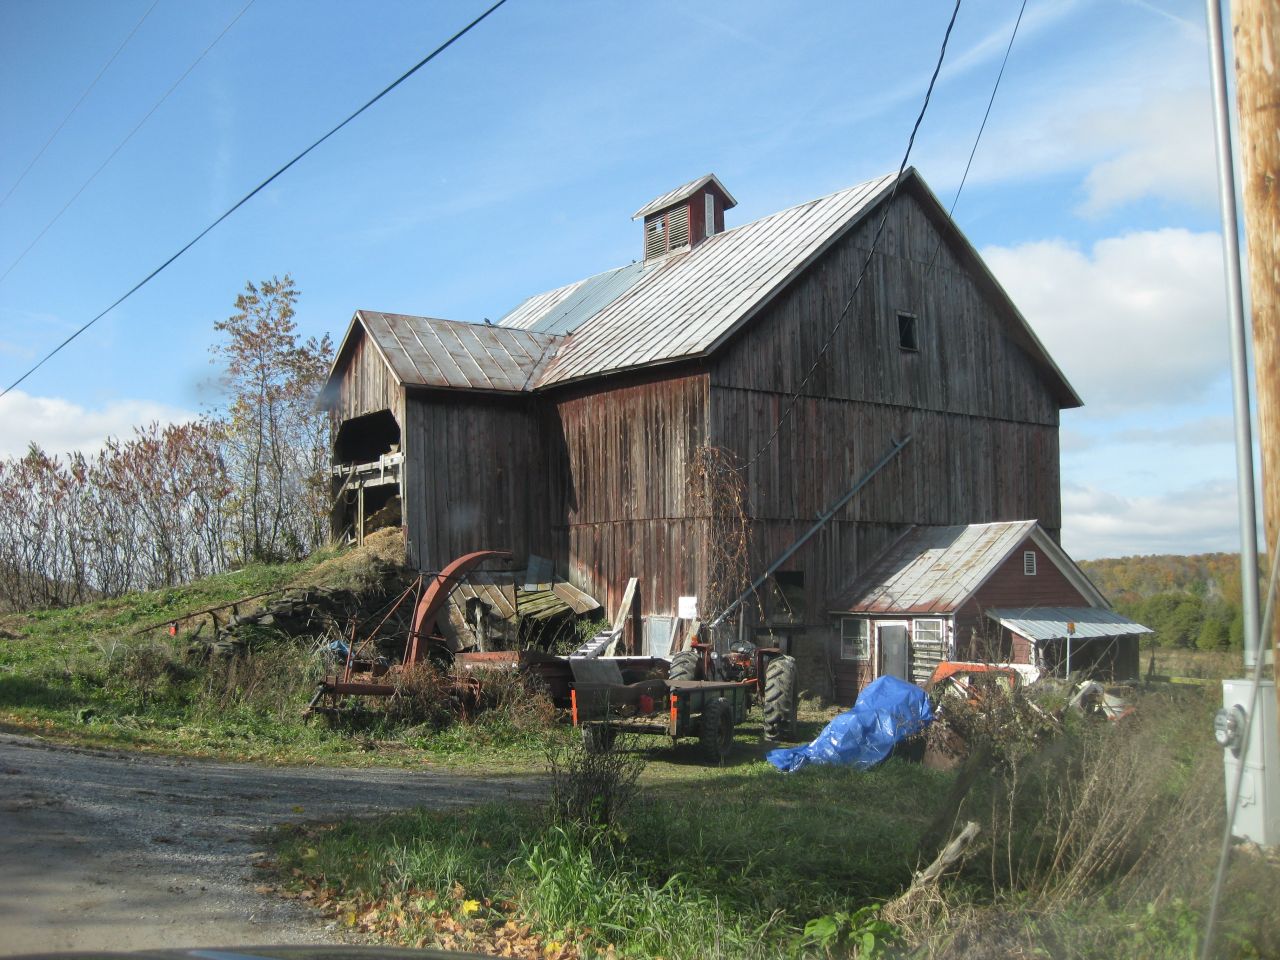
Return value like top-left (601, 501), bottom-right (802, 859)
top-left (831, 520), bottom-right (1041, 614)
top-left (632, 173), bottom-right (739, 220)
top-left (532, 174), bottom-right (895, 386)
top-left (342, 311), bottom-right (562, 393)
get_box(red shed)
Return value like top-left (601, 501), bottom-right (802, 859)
top-left (828, 520), bottom-right (1150, 703)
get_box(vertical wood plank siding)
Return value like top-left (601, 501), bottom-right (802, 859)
top-left (707, 190), bottom-right (1065, 686)
top-left (552, 370), bottom-right (710, 619)
top-left (400, 392), bottom-right (563, 572)
top-left (329, 329), bottom-right (404, 435)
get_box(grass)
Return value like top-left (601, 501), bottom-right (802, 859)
top-left (0, 538), bottom-right (571, 769)
top-left (271, 756), bottom-right (951, 959)
top-left (270, 684), bottom-right (1279, 960)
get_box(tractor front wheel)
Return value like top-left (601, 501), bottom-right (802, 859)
top-left (700, 697), bottom-right (735, 764)
top-left (762, 655), bottom-right (798, 741)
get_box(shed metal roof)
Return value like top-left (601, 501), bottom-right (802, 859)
top-left (632, 173), bottom-right (738, 220)
top-left (985, 607), bottom-right (1153, 641)
top-left (833, 521), bottom-right (1039, 614)
top-left (338, 311), bottom-right (562, 393)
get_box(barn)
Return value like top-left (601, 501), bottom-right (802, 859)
top-left (322, 168), bottom-right (1109, 701)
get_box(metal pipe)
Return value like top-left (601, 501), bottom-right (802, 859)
top-left (1204, 0), bottom-right (1262, 668)
top-left (708, 434), bottom-right (912, 630)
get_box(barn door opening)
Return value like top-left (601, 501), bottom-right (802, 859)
top-left (878, 623), bottom-right (909, 680)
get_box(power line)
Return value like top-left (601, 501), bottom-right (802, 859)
top-left (0, 0), bottom-right (162, 213)
top-left (742, 0), bottom-right (963, 470)
top-left (924, 0), bottom-right (1027, 276)
top-left (0, 0), bottom-right (258, 286)
top-left (1, 0), bottom-right (511, 399)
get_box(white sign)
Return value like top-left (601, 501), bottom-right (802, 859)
top-left (678, 595), bottom-right (698, 620)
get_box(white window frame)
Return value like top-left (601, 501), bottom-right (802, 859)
top-left (704, 192), bottom-right (715, 237)
top-left (1024, 550), bottom-right (1037, 576)
top-left (913, 618), bottom-right (944, 647)
top-left (840, 617), bottom-right (870, 661)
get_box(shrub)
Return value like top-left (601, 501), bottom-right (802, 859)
top-left (544, 732), bottom-right (645, 831)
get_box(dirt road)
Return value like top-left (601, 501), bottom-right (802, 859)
top-left (0, 732), bottom-right (538, 955)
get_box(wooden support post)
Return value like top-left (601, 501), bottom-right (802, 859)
top-left (1232, 0), bottom-right (1280, 692)
top-left (356, 483), bottom-right (365, 546)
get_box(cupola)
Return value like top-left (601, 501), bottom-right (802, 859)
top-left (632, 173), bottom-right (737, 261)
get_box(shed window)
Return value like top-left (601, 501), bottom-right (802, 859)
top-left (914, 619), bottom-right (944, 647)
top-left (898, 312), bottom-right (919, 351)
top-left (840, 618), bottom-right (870, 660)
top-left (1024, 551), bottom-right (1038, 576)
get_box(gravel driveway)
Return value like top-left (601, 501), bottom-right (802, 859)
top-left (0, 732), bottom-right (539, 955)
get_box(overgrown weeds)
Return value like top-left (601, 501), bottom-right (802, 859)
top-left (897, 685), bottom-right (1276, 958)
top-left (545, 732), bottom-right (646, 830)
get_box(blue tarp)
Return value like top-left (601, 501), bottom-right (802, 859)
top-left (767, 675), bottom-right (934, 773)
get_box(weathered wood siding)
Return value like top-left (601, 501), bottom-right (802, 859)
top-left (400, 392), bottom-right (563, 573)
top-left (708, 189), bottom-right (1064, 632)
top-left (551, 369), bottom-right (710, 619)
top-left (328, 327), bottom-right (403, 433)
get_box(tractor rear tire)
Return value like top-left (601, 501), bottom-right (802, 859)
top-left (668, 650), bottom-right (702, 682)
top-left (699, 697), bottom-right (735, 764)
top-left (762, 655), bottom-right (797, 742)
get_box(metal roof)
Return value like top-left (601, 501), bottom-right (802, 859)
top-left (345, 311), bottom-right (562, 393)
top-left (334, 170), bottom-right (1080, 406)
top-left (534, 173), bottom-right (897, 386)
top-left (832, 521), bottom-right (1040, 614)
top-left (632, 173), bottom-right (738, 221)
top-left (499, 261), bottom-right (652, 336)
top-left (985, 607), bottom-right (1153, 641)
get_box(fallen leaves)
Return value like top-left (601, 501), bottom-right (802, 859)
top-left (267, 869), bottom-right (587, 960)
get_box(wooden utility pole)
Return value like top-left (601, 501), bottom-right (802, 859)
top-left (1231, 0), bottom-right (1279, 689)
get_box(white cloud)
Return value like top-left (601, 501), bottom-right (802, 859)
top-left (982, 229), bottom-right (1227, 410)
top-left (1073, 87), bottom-right (1217, 216)
top-left (0, 391), bottom-right (197, 459)
top-left (1063, 477), bottom-right (1244, 559)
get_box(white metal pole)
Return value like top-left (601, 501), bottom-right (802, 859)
top-left (1204, 0), bottom-right (1263, 669)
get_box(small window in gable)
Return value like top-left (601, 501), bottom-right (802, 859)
top-left (1024, 551), bottom-right (1037, 576)
top-left (898, 312), bottom-right (919, 352)
top-left (840, 617), bottom-right (870, 660)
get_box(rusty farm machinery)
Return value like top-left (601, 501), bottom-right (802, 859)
top-left (304, 549), bottom-right (800, 765)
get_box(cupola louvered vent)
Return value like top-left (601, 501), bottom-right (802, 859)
top-left (633, 174), bottom-right (738, 262)
top-left (667, 205), bottom-right (689, 248)
top-left (644, 216), bottom-right (666, 259)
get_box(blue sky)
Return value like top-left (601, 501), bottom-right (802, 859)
top-left (0, 0), bottom-right (1243, 559)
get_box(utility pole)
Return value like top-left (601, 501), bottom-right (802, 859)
top-left (1231, 0), bottom-right (1279, 697)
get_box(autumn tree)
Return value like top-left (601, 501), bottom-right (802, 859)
top-left (210, 275), bottom-right (333, 564)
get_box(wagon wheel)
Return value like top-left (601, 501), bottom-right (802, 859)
top-left (699, 697), bottom-right (735, 764)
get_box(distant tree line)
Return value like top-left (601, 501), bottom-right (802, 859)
top-left (0, 276), bottom-right (333, 612)
top-left (1079, 553), bottom-right (1260, 651)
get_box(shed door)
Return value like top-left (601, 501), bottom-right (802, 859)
top-left (878, 624), bottom-right (909, 680)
